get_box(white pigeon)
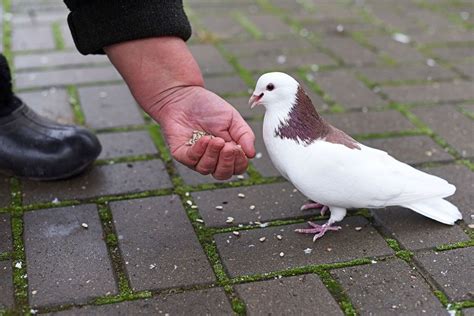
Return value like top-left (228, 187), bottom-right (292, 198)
top-left (249, 72), bottom-right (462, 241)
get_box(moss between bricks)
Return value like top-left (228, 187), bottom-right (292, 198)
top-left (51, 22), bottom-right (65, 51)
top-left (67, 85), bottom-right (86, 125)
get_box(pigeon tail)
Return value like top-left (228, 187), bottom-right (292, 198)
top-left (403, 198), bottom-right (462, 225)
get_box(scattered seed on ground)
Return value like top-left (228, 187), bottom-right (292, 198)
top-left (259, 237), bottom-right (266, 242)
top-left (238, 193), bottom-right (245, 198)
top-left (304, 248), bottom-right (312, 254)
top-left (195, 218), bottom-right (204, 223)
top-left (233, 231), bottom-right (240, 236)
top-left (279, 252), bottom-right (285, 257)
top-left (355, 226), bottom-right (362, 231)
top-left (216, 205), bottom-right (224, 210)
top-left (226, 217), bottom-right (234, 223)
top-left (81, 223), bottom-right (89, 229)
top-left (276, 235), bottom-right (283, 240)
top-left (249, 205), bottom-right (256, 210)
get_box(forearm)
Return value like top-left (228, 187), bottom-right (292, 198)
top-left (104, 37), bottom-right (204, 119)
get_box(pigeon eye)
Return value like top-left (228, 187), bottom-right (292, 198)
top-left (266, 83), bottom-right (275, 91)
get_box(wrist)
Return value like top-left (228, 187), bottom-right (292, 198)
top-left (104, 37), bottom-right (204, 113)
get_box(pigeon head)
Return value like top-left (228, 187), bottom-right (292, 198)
top-left (249, 72), bottom-right (299, 112)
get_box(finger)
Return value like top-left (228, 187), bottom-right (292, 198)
top-left (195, 137), bottom-right (225, 175)
top-left (172, 136), bottom-right (210, 168)
top-left (213, 143), bottom-right (236, 180)
top-left (228, 113), bottom-right (256, 158)
top-left (233, 146), bottom-right (249, 175)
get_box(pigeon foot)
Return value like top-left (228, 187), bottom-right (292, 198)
top-left (300, 202), bottom-right (329, 216)
top-left (295, 221), bottom-right (341, 241)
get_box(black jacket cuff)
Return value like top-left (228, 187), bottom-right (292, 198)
top-left (67, 0), bottom-right (192, 55)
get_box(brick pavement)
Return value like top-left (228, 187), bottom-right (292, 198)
top-left (0, 0), bottom-right (473, 315)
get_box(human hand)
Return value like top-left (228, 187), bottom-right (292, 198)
top-left (104, 37), bottom-right (255, 180)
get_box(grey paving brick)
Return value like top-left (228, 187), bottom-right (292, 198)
top-left (204, 75), bottom-right (249, 96)
top-left (18, 88), bottom-right (74, 124)
top-left (0, 261), bottom-right (14, 309)
top-left (239, 50), bottom-right (336, 72)
top-left (198, 15), bottom-right (250, 40)
top-left (110, 196), bottom-right (215, 291)
top-left (174, 161), bottom-right (248, 186)
top-left (24, 204), bottom-right (117, 307)
top-left (215, 216), bottom-right (393, 277)
top-left (453, 61), bottom-right (474, 79)
top-left (415, 248), bottom-right (473, 301)
top-left (372, 205), bottom-right (468, 251)
top-left (226, 95), bottom-right (265, 119)
top-left (366, 35), bottom-right (426, 63)
top-left (465, 309), bottom-right (474, 316)
top-left (430, 46), bottom-right (474, 62)
top-left (192, 182), bottom-right (321, 227)
top-left (235, 274), bottom-right (344, 316)
top-left (322, 37), bottom-right (378, 66)
top-left (97, 131), bottom-right (158, 160)
top-left (14, 51), bottom-right (108, 70)
top-left (78, 84), bottom-right (145, 129)
top-left (424, 164), bottom-right (474, 224)
top-left (189, 44), bottom-right (233, 75)
top-left (12, 25), bottom-right (55, 51)
top-left (223, 38), bottom-right (313, 58)
top-left (413, 105), bottom-right (474, 158)
top-left (313, 70), bottom-right (386, 109)
top-left (48, 288), bottom-right (233, 315)
top-left (22, 160), bottom-right (172, 204)
top-left (358, 64), bottom-right (458, 84)
top-left (248, 121), bottom-right (281, 177)
top-left (247, 15), bottom-right (293, 38)
top-left (15, 66), bottom-right (122, 90)
top-left (324, 110), bottom-right (415, 136)
top-left (60, 23), bottom-right (76, 49)
top-left (363, 136), bottom-right (453, 165)
top-left (383, 81), bottom-right (474, 104)
top-left (302, 20), bottom-right (372, 37)
top-left (0, 214), bottom-right (12, 253)
top-left (0, 176), bottom-right (10, 208)
top-left (332, 259), bottom-right (445, 315)
top-left (11, 11), bottom-right (65, 25)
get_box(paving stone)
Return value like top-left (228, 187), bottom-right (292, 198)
top-left (415, 248), bottom-right (473, 301)
top-left (465, 309), bottom-right (474, 316)
top-left (322, 37), bottom-right (378, 66)
top-left (364, 2), bottom-right (424, 35)
top-left (48, 288), bottom-right (233, 315)
top-left (22, 160), bottom-right (172, 204)
top-left (222, 38), bottom-right (313, 58)
top-left (424, 164), bottom-right (474, 224)
top-left (110, 196), bottom-right (215, 291)
top-left (247, 15), bottom-right (293, 38)
top-left (363, 136), bottom-right (453, 165)
top-left (18, 88), bottom-right (74, 124)
top-left (60, 22), bottom-right (76, 49)
top-left (192, 182), bottom-right (321, 227)
top-left (24, 204), bottom-right (117, 307)
top-left (324, 110), bottom-right (415, 136)
top-left (11, 11), bottom-right (65, 25)
top-left (174, 161), bottom-right (248, 186)
top-left (239, 50), bottom-right (336, 72)
top-left (235, 274), bottom-right (344, 316)
top-left (453, 61), bottom-right (474, 79)
top-left (215, 216), bottom-right (393, 277)
top-left (372, 205), bottom-right (468, 251)
top-left (0, 176), bottom-right (10, 208)
top-left (198, 15), bottom-right (250, 40)
top-left (383, 81), bottom-right (474, 104)
top-left (332, 259), bottom-right (446, 315)
top-left (313, 70), bottom-right (386, 109)
top-left (78, 84), bottom-right (145, 129)
top-left (413, 105), bottom-right (474, 158)
top-left (0, 214), bottom-right (12, 253)
top-left (366, 35), bottom-right (426, 63)
top-left (15, 66), bottom-right (122, 90)
top-left (302, 20), bottom-right (373, 37)
top-left (358, 64), bottom-right (458, 83)
top-left (189, 44), bottom-right (233, 75)
top-left (204, 75), bottom-right (249, 96)
top-left (15, 51), bottom-right (108, 70)
top-left (97, 131), bottom-right (158, 160)
top-left (430, 46), bottom-right (474, 62)
top-left (0, 261), bottom-right (14, 309)
top-left (248, 121), bottom-right (281, 177)
top-left (226, 95), bottom-right (265, 119)
top-left (12, 25), bottom-right (55, 51)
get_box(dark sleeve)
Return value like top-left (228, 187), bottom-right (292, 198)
top-left (63, 0), bottom-right (192, 55)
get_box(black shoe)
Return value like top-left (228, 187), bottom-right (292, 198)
top-left (0, 100), bottom-right (102, 180)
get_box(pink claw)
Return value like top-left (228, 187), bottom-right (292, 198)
top-left (300, 202), bottom-right (329, 217)
top-left (295, 221), bottom-right (342, 241)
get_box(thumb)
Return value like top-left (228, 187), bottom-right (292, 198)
top-left (229, 112), bottom-right (256, 158)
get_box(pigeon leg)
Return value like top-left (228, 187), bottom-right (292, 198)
top-left (300, 201), bottom-right (329, 216)
top-left (294, 207), bottom-right (347, 241)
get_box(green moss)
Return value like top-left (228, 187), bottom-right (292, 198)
top-left (385, 238), bottom-right (402, 252)
top-left (67, 86), bottom-right (86, 125)
top-left (1, 0), bottom-right (13, 65)
top-left (434, 290), bottom-right (449, 307)
top-left (11, 216), bottom-right (28, 310)
top-left (51, 22), bottom-right (65, 50)
top-left (106, 234), bottom-right (118, 247)
top-left (9, 178), bottom-right (22, 207)
top-left (94, 291), bottom-right (152, 305)
top-left (148, 125), bottom-right (172, 163)
top-left (435, 239), bottom-right (474, 252)
top-left (233, 12), bottom-right (263, 39)
top-left (395, 250), bottom-right (414, 262)
top-left (215, 44), bottom-right (255, 87)
top-left (0, 252), bottom-right (11, 261)
top-left (319, 271), bottom-right (357, 316)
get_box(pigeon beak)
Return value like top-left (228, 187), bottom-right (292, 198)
top-left (249, 93), bottom-right (264, 109)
